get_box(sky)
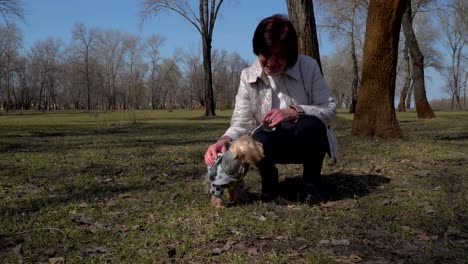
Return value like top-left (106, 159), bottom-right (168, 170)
top-left (17, 0), bottom-right (445, 101)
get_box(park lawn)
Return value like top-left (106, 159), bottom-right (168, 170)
top-left (0, 110), bottom-right (466, 263)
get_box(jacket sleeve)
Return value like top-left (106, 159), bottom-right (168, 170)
top-left (298, 58), bottom-right (336, 125)
top-left (223, 70), bottom-right (256, 140)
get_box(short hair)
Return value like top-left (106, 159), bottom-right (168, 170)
top-left (252, 14), bottom-right (298, 67)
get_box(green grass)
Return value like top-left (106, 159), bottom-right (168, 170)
top-left (0, 109), bottom-right (467, 263)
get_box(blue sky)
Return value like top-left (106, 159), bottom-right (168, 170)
top-left (18, 0), bottom-right (444, 101)
top-left (20, 0), bottom-right (323, 61)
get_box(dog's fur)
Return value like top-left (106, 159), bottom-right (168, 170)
top-left (208, 135), bottom-right (264, 208)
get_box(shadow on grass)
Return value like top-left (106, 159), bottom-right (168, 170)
top-left (0, 181), bottom-right (159, 217)
top-left (278, 173), bottom-right (391, 203)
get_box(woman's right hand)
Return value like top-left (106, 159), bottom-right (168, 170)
top-left (204, 138), bottom-right (230, 166)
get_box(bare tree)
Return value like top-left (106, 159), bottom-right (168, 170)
top-left (0, 23), bottom-right (21, 110)
top-left (402, 0), bottom-right (435, 118)
top-left (123, 34), bottom-right (146, 109)
top-left (0, 0), bottom-right (23, 25)
top-left (286, 0), bottom-right (323, 74)
top-left (72, 23), bottom-right (98, 110)
top-left (30, 38), bottom-right (63, 110)
top-left (141, 0), bottom-right (225, 117)
top-left (96, 30), bottom-right (126, 110)
top-left (438, 0), bottom-right (467, 109)
top-left (322, 52), bottom-right (354, 109)
top-left (352, 0), bottom-right (406, 138)
top-left (316, 0), bottom-right (368, 113)
top-left (145, 35), bottom-right (165, 110)
top-left (158, 58), bottom-right (181, 111)
top-left (397, 8), bottom-right (442, 112)
top-left (397, 43), bottom-right (412, 112)
top-left (184, 50), bottom-right (205, 108)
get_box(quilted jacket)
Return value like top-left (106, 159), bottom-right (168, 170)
top-left (223, 54), bottom-right (338, 162)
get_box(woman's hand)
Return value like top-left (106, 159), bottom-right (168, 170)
top-left (204, 138), bottom-right (230, 166)
top-left (261, 108), bottom-right (297, 128)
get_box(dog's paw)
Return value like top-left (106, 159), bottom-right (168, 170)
top-left (211, 196), bottom-right (225, 208)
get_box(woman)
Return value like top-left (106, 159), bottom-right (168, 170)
top-left (204, 14), bottom-right (338, 203)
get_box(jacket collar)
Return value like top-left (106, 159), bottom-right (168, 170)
top-left (245, 58), bottom-right (301, 84)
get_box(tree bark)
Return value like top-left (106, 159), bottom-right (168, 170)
top-left (286, 0), bottom-right (323, 74)
top-left (352, 0), bottom-right (406, 138)
top-left (349, 0), bottom-right (359, 113)
top-left (199, 0), bottom-right (218, 116)
top-left (398, 43), bottom-right (411, 112)
top-left (401, 0), bottom-right (435, 118)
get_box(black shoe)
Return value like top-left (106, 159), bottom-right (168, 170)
top-left (261, 190), bottom-right (279, 203)
top-left (303, 183), bottom-right (323, 205)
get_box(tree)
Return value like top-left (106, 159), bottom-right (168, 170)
top-left (397, 7), bottom-right (443, 112)
top-left (30, 38), bottom-right (63, 110)
top-left (96, 30), bottom-right (126, 110)
top-left (322, 52), bottom-right (354, 109)
top-left (316, 0), bottom-right (368, 113)
top-left (397, 44), bottom-right (411, 112)
top-left (0, 24), bottom-right (21, 110)
top-left (184, 50), bottom-right (205, 108)
top-left (123, 34), bottom-right (146, 109)
top-left (438, 0), bottom-right (467, 109)
top-left (352, 0), bottom-right (406, 138)
top-left (286, 0), bottom-right (323, 74)
top-left (0, 0), bottom-right (23, 25)
top-left (145, 35), bottom-right (165, 110)
top-left (141, 0), bottom-right (225, 117)
top-left (402, 0), bottom-right (435, 118)
top-left (72, 23), bottom-right (98, 110)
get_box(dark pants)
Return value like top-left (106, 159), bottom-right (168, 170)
top-left (252, 115), bottom-right (329, 197)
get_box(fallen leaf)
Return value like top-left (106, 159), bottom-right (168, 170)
top-left (72, 215), bottom-right (95, 225)
top-left (107, 211), bottom-right (128, 217)
top-left (422, 203), bottom-right (436, 214)
top-left (332, 254), bottom-right (362, 263)
top-left (413, 170), bottom-right (431, 177)
top-left (332, 239), bottom-right (351, 246)
top-left (210, 247), bottom-right (224, 255)
top-left (380, 199), bottom-right (391, 206)
top-left (319, 239), bottom-right (330, 245)
top-left (49, 257), bottom-right (65, 264)
top-left (85, 245), bottom-right (108, 254)
top-left (247, 247), bottom-right (258, 255)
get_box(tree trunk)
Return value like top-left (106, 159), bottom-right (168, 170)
top-left (349, 0), bottom-right (359, 113)
top-left (286, 0), bottom-right (323, 74)
top-left (352, 0), bottom-right (406, 138)
top-left (401, 0), bottom-right (435, 118)
top-left (406, 83), bottom-right (413, 109)
top-left (202, 36), bottom-right (215, 116)
top-left (398, 43), bottom-right (411, 112)
top-left (85, 49), bottom-right (91, 111)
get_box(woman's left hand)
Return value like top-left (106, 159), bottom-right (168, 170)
top-left (261, 108), bottom-right (297, 128)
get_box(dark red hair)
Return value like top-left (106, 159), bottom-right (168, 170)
top-left (252, 14), bottom-right (298, 67)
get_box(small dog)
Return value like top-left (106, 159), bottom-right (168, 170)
top-left (207, 135), bottom-right (264, 208)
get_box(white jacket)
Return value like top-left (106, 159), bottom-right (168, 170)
top-left (223, 54), bottom-right (338, 162)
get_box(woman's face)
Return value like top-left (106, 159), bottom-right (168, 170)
top-left (258, 45), bottom-right (287, 75)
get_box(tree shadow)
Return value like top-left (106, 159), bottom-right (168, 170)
top-left (278, 173), bottom-right (391, 203)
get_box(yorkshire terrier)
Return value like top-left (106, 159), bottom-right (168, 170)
top-left (207, 135), bottom-right (264, 208)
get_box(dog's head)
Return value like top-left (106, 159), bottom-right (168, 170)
top-left (229, 135), bottom-right (264, 165)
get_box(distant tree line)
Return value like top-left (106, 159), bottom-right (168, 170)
top-left (0, 23), bottom-right (249, 111)
top-left (0, 0), bottom-right (466, 112)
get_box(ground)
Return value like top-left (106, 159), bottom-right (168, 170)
top-left (0, 110), bottom-right (466, 263)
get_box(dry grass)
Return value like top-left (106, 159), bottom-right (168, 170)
top-left (0, 109), bottom-right (466, 263)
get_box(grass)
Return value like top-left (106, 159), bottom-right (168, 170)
top-left (0, 109), bottom-right (467, 263)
